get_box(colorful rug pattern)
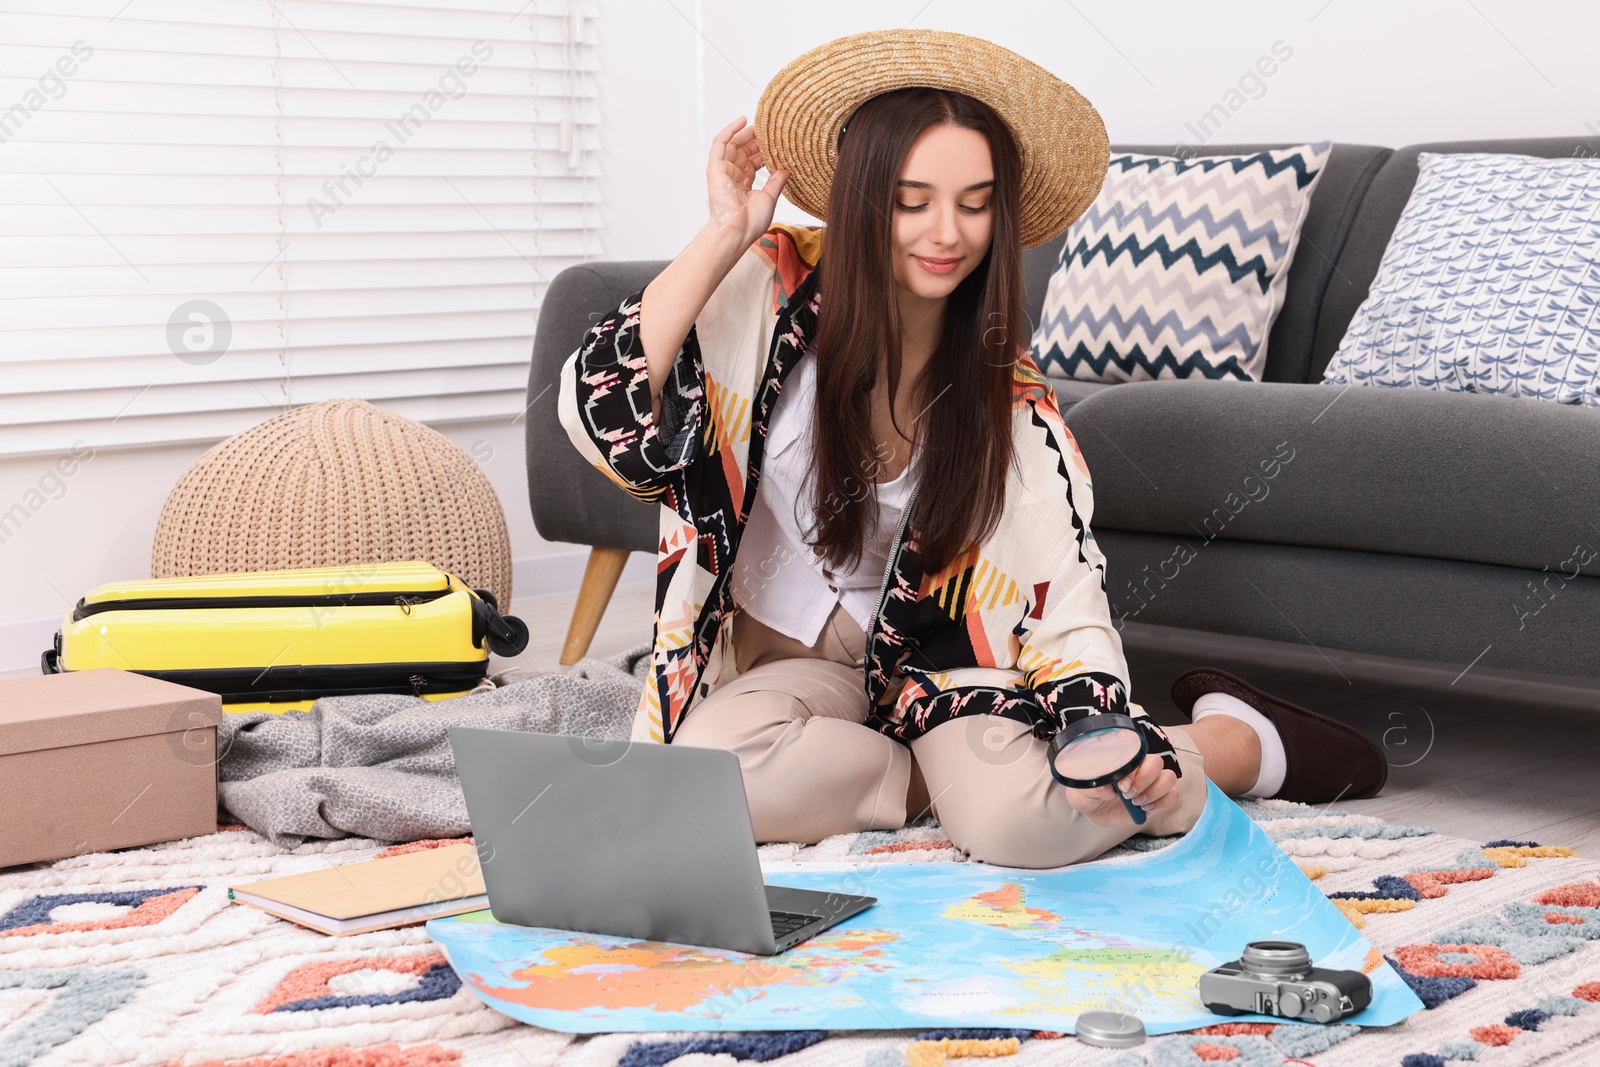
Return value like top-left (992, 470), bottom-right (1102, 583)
top-left (0, 798), bottom-right (1593, 1066)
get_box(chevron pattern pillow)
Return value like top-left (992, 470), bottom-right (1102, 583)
top-left (1321, 152), bottom-right (1600, 408)
top-left (1030, 143), bottom-right (1331, 382)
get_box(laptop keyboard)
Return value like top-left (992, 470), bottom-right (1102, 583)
top-left (769, 910), bottom-right (822, 938)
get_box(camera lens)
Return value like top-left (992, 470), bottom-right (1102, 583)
top-left (1239, 940), bottom-right (1313, 978)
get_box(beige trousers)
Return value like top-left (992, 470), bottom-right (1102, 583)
top-left (670, 604), bottom-right (1209, 869)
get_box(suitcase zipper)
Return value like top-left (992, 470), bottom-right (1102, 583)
top-left (71, 584), bottom-right (453, 622)
top-left (128, 661), bottom-right (487, 703)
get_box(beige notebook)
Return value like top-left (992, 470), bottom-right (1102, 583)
top-left (228, 842), bottom-right (488, 936)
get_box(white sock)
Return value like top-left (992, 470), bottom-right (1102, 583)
top-left (1192, 692), bottom-right (1287, 798)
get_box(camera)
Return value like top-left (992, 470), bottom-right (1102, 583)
top-left (1197, 940), bottom-right (1371, 1024)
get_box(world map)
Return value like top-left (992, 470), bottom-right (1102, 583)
top-left (427, 781), bottom-right (1424, 1033)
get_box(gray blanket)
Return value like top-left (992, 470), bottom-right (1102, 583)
top-left (216, 643), bottom-right (652, 847)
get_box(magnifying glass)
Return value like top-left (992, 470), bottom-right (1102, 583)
top-left (1046, 712), bottom-right (1149, 825)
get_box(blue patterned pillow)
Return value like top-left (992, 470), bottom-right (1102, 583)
top-left (1030, 143), bottom-right (1331, 382)
top-left (1321, 152), bottom-right (1600, 408)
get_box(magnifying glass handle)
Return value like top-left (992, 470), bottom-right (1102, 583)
top-left (1117, 784), bottom-right (1147, 826)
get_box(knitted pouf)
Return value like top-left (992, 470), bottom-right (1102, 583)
top-left (151, 398), bottom-right (513, 607)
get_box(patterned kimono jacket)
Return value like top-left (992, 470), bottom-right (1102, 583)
top-left (558, 223), bottom-right (1183, 777)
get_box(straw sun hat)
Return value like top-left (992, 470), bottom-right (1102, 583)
top-left (754, 28), bottom-right (1109, 250)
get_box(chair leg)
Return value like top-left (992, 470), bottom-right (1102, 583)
top-left (560, 546), bottom-right (631, 665)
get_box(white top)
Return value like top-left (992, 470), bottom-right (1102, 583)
top-left (730, 351), bottom-right (916, 647)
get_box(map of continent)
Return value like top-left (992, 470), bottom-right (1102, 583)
top-left (460, 923), bottom-right (898, 1016)
top-left (429, 781), bottom-right (1423, 1034)
top-left (940, 882), bottom-right (1211, 1018)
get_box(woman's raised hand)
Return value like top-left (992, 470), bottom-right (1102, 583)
top-left (706, 116), bottom-right (790, 250)
top-left (635, 117), bottom-right (788, 420)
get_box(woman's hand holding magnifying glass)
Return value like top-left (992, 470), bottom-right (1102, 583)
top-left (1046, 712), bottom-right (1182, 831)
top-left (1062, 753), bottom-right (1181, 829)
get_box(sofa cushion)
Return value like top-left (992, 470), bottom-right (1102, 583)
top-left (1022, 143), bottom-right (1391, 386)
top-left (1031, 144), bottom-right (1332, 384)
top-left (1064, 378), bottom-right (1600, 578)
top-left (1320, 151), bottom-right (1600, 409)
top-left (1051, 378), bottom-right (1112, 412)
top-left (1312, 136), bottom-right (1600, 380)
top-left (1096, 528), bottom-right (1600, 681)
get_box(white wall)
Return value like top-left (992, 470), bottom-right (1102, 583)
top-left (693, 0), bottom-right (1598, 187)
top-left (3, 0), bottom-right (1595, 670)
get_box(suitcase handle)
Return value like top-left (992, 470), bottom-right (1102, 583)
top-left (471, 589), bottom-right (530, 658)
top-left (41, 633), bottom-right (62, 675)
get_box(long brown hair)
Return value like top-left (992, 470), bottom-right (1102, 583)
top-left (804, 87), bottom-right (1026, 575)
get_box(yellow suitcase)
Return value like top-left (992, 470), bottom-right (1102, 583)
top-left (42, 560), bottom-right (530, 713)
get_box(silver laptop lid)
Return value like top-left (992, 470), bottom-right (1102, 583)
top-left (448, 728), bottom-right (779, 954)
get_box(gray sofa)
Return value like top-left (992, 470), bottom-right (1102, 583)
top-left (527, 136), bottom-right (1600, 682)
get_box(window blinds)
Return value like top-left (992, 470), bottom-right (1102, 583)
top-left (0, 0), bottom-right (599, 457)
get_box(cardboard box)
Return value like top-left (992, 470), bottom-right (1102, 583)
top-left (0, 669), bottom-right (223, 869)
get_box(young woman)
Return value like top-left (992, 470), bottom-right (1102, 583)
top-left (559, 29), bottom-right (1385, 869)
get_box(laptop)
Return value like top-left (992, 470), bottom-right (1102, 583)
top-left (447, 727), bottom-right (877, 955)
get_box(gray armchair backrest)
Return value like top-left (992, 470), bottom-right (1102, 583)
top-left (526, 262), bottom-right (665, 552)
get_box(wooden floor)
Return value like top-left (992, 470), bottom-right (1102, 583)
top-left (509, 581), bottom-right (1600, 855)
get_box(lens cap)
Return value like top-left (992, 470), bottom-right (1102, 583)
top-left (1075, 1009), bottom-right (1147, 1047)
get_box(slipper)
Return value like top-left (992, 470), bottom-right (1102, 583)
top-left (1169, 666), bottom-right (1387, 803)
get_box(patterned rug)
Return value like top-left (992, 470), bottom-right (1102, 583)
top-left (1, 798), bottom-right (1594, 1067)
